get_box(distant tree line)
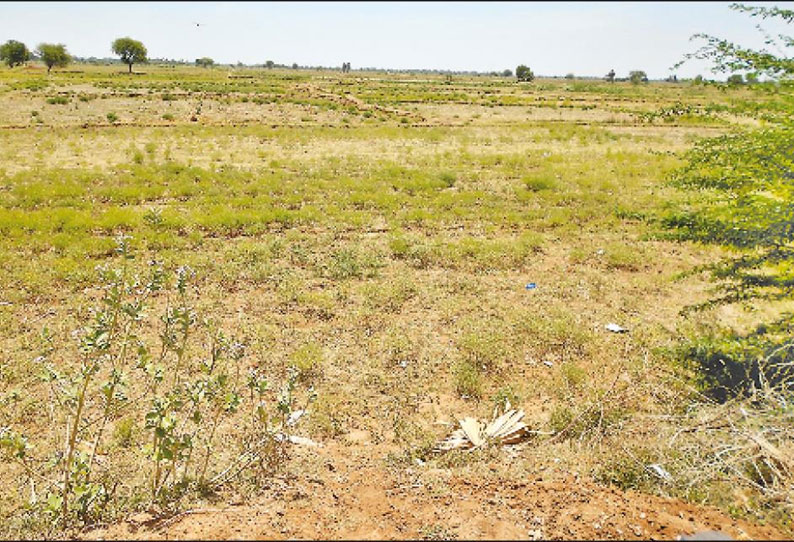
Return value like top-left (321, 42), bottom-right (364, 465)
top-left (0, 37), bottom-right (763, 83)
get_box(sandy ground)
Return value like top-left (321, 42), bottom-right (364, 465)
top-left (83, 441), bottom-right (784, 541)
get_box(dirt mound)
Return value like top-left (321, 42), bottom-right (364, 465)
top-left (83, 443), bottom-right (784, 541)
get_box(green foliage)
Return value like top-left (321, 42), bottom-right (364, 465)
top-left (0, 40), bottom-right (30, 68)
top-left (0, 238), bottom-right (310, 529)
top-left (113, 418), bottom-right (136, 448)
top-left (667, 3), bottom-right (794, 403)
top-left (363, 277), bottom-right (417, 312)
top-left (675, 321), bottom-right (794, 401)
top-left (668, 3), bottom-right (794, 307)
top-left (515, 64), bottom-right (534, 82)
top-left (111, 37), bottom-right (147, 73)
top-left (561, 362), bottom-right (588, 391)
top-left (438, 171), bottom-right (456, 187)
top-left (37, 43), bottom-right (70, 73)
top-left (663, 122), bottom-right (794, 308)
top-left (195, 57), bottom-right (214, 68)
top-left (676, 4), bottom-right (794, 80)
top-left (492, 386), bottom-right (520, 411)
top-left (602, 241), bottom-right (643, 271)
top-left (629, 70), bottom-right (648, 84)
top-left (727, 73), bottom-right (744, 85)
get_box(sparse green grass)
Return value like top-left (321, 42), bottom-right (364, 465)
top-left (453, 360), bottom-right (483, 399)
top-left (0, 63), bottom-right (787, 537)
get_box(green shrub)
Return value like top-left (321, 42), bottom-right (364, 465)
top-left (46, 96), bottom-right (69, 105)
top-left (522, 174), bottom-right (557, 192)
top-left (603, 242), bottom-right (643, 271)
top-left (493, 386), bottom-right (520, 411)
top-left (438, 171), bottom-right (456, 187)
top-left (388, 235), bottom-right (411, 259)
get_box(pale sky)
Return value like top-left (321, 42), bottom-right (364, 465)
top-left (1, 2), bottom-right (792, 78)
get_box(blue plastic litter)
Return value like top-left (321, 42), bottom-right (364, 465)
top-left (525, 283), bottom-right (537, 290)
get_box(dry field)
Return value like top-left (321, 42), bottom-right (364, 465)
top-left (0, 65), bottom-right (789, 539)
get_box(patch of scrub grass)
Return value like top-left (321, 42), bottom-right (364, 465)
top-left (453, 360), bottom-right (482, 400)
top-left (323, 247), bottom-right (382, 280)
top-left (438, 171), bottom-right (457, 188)
top-left (362, 276), bottom-right (417, 312)
top-left (603, 241), bottom-right (644, 271)
top-left (388, 232), bottom-right (543, 271)
top-left (46, 96), bottom-right (69, 105)
top-left (308, 392), bottom-right (347, 439)
top-left (522, 173), bottom-right (558, 192)
top-left (289, 341), bottom-right (324, 384)
top-left (112, 418), bottom-right (137, 448)
top-left (593, 446), bottom-right (658, 491)
top-left (548, 402), bottom-right (628, 441)
top-left (457, 320), bottom-right (510, 372)
top-left (561, 362), bottom-right (588, 393)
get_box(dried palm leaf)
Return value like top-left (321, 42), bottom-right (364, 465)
top-left (433, 406), bottom-right (532, 454)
